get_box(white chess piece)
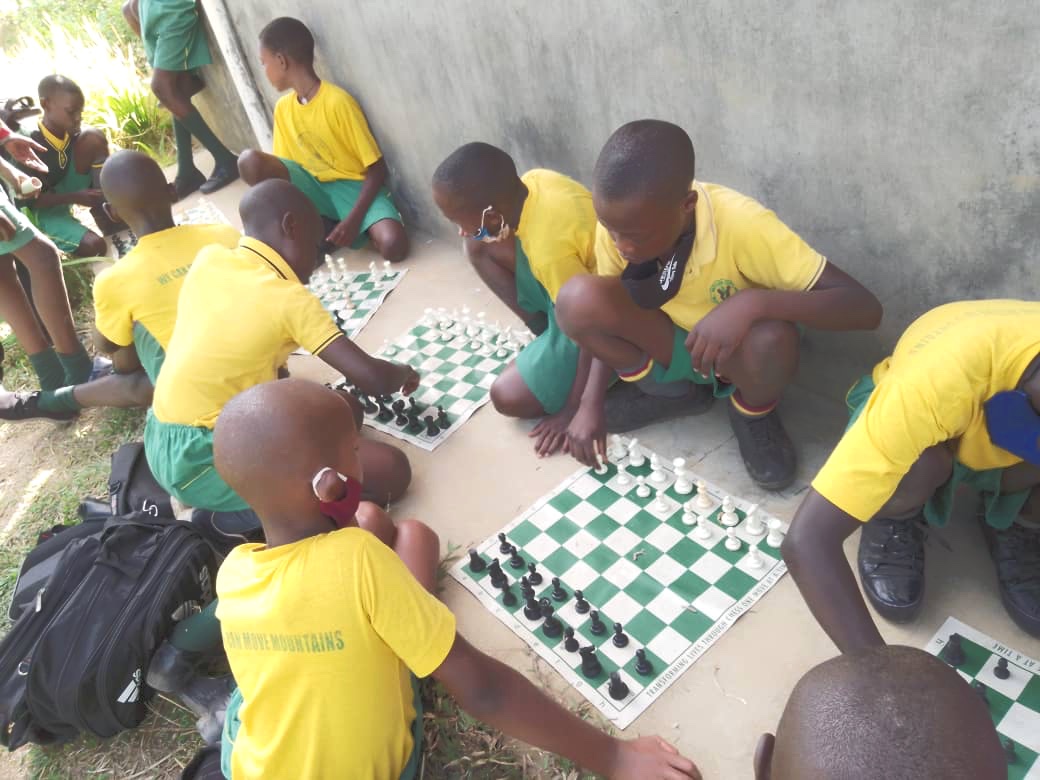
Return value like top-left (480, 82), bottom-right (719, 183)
top-left (616, 467), bottom-right (632, 488)
top-left (594, 451), bottom-right (608, 475)
top-left (653, 489), bottom-right (669, 512)
top-left (694, 513), bottom-right (713, 540)
top-left (720, 496), bottom-right (739, 527)
top-left (649, 454), bottom-right (667, 485)
top-left (681, 506), bottom-right (697, 526)
top-left (609, 434), bottom-right (625, 461)
top-left (743, 504), bottom-right (765, 536)
top-left (635, 476), bottom-right (651, 498)
top-left (672, 458), bottom-right (693, 494)
top-left (368, 261), bottom-right (377, 277)
top-left (382, 260), bottom-right (393, 280)
top-left (746, 545), bottom-right (765, 569)
top-left (766, 518), bottom-right (785, 548)
top-left (694, 480), bottom-right (712, 510)
top-left (724, 527), bottom-right (742, 551)
top-left (628, 438), bottom-right (646, 468)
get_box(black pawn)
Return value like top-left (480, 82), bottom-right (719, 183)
top-left (551, 577), bottom-right (568, 602)
top-left (612, 622), bottom-right (629, 648)
top-left (526, 562), bottom-right (543, 585)
top-left (943, 633), bottom-right (966, 667)
top-left (574, 589), bottom-right (590, 614)
top-left (436, 406), bottom-right (450, 429)
top-left (501, 583), bottom-right (517, 607)
top-left (362, 395), bottom-right (378, 414)
top-left (488, 559), bottom-right (507, 589)
top-left (564, 627), bottom-right (579, 652)
top-left (608, 671), bottom-right (629, 701)
top-left (523, 594), bottom-right (542, 621)
top-left (579, 646), bottom-right (602, 678)
top-left (394, 412), bottom-right (409, 427)
top-left (498, 533), bottom-right (511, 554)
top-left (994, 657), bottom-right (1011, 680)
top-left (424, 416), bottom-right (440, 437)
top-left (635, 648), bottom-right (653, 676)
top-left (467, 549), bottom-right (486, 573)
top-left (391, 398), bottom-right (406, 413)
top-left (407, 409), bottom-right (423, 432)
top-left (377, 398), bottom-right (394, 422)
top-left (520, 576), bottom-right (535, 600)
top-left (541, 604), bottom-right (563, 638)
top-left (589, 610), bottom-right (606, 636)
top-left (1004, 737), bottom-right (1017, 764)
top-left (508, 545), bottom-right (525, 570)
top-left (972, 680), bottom-right (987, 702)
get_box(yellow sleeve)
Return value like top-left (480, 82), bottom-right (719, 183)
top-left (732, 209), bottom-right (826, 291)
top-left (283, 284), bottom-right (343, 356)
top-left (358, 534), bottom-right (457, 678)
top-left (271, 98), bottom-right (289, 158)
top-left (334, 93), bottom-right (382, 170)
top-left (526, 235), bottom-right (592, 301)
top-left (811, 381), bottom-right (968, 521)
top-left (92, 267), bottom-right (134, 347)
top-left (594, 223), bottom-right (625, 277)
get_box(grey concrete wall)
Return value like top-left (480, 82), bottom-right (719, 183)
top-left (194, 12), bottom-right (256, 153)
top-left (216, 0), bottom-right (1040, 392)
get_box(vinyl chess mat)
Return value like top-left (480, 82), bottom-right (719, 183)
top-left (451, 437), bottom-right (789, 728)
top-left (349, 309), bottom-right (528, 451)
top-left (109, 198), bottom-right (229, 258)
top-left (307, 257), bottom-right (408, 340)
top-left (925, 617), bottom-right (1040, 779)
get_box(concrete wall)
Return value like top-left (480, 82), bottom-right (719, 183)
top-left (194, 13), bottom-right (257, 153)
top-left (215, 0), bottom-right (1040, 390)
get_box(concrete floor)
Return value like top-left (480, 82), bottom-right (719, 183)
top-left (199, 175), bottom-right (1040, 779)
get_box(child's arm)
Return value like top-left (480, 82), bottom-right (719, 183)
top-left (565, 357), bottom-right (615, 466)
top-left (782, 488), bottom-right (886, 652)
top-left (0, 157), bottom-right (39, 196)
top-left (433, 635), bottom-right (699, 779)
top-left (326, 159), bottom-right (389, 249)
top-left (33, 188), bottom-right (104, 210)
top-left (318, 334), bottom-right (420, 397)
top-left (122, 0), bottom-right (142, 38)
top-left (529, 347), bottom-right (592, 456)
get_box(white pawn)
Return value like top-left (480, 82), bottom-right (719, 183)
top-left (609, 434), bottom-right (625, 461)
top-left (744, 504), bottom-right (765, 536)
top-left (368, 260), bottom-right (377, 277)
top-left (594, 451), bottom-right (608, 476)
top-left (746, 545), bottom-right (765, 570)
top-left (694, 514), bottom-right (713, 540)
top-left (720, 496), bottom-right (739, 527)
top-left (766, 518), bottom-right (785, 548)
top-left (382, 260), bottom-right (393, 280)
top-left (673, 458), bottom-right (693, 494)
top-left (724, 527), bottom-right (742, 551)
top-left (617, 467), bottom-right (632, 488)
top-left (635, 476), bottom-right (651, 498)
top-left (694, 480), bottom-right (712, 510)
top-left (649, 454), bottom-right (667, 485)
top-left (653, 488), bottom-right (669, 512)
top-left (628, 438), bottom-right (646, 468)
top-left (681, 507), bottom-right (697, 526)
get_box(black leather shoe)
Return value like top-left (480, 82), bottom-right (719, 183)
top-left (146, 640), bottom-right (206, 694)
top-left (174, 169), bottom-right (206, 201)
top-left (857, 514), bottom-right (926, 622)
top-left (199, 163), bottom-right (239, 194)
top-left (604, 381), bottom-right (714, 433)
top-left (727, 404), bottom-right (797, 490)
top-left (980, 518), bottom-right (1040, 637)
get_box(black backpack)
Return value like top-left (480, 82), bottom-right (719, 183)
top-left (0, 513), bottom-right (218, 750)
top-left (107, 441), bottom-right (174, 519)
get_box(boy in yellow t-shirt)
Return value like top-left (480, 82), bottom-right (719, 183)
top-left (784, 300), bottom-right (1040, 649)
top-left (555, 120), bottom-right (882, 490)
top-left (236, 16), bottom-right (409, 262)
top-left (212, 378), bottom-right (699, 780)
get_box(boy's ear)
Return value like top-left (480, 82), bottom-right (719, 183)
top-left (281, 211), bottom-right (296, 238)
top-left (103, 201), bottom-right (122, 225)
top-left (753, 733), bottom-right (775, 780)
top-left (680, 188), bottom-right (698, 215)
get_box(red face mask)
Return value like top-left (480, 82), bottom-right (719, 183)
top-left (311, 467), bottom-right (363, 528)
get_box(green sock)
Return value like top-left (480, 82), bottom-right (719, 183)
top-left (169, 599), bottom-right (223, 652)
top-left (173, 118), bottom-right (200, 181)
top-left (57, 345), bottom-right (92, 385)
top-left (179, 108), bottom-right (236, 168)
top-left (37, 385), bottom-right (81, 413)
top-left (28, 348), bottom-right (64, 391)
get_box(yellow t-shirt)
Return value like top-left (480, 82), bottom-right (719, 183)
top-left (516, 169), bottom-right (597, 301)
top-left (92, 224), bottom-right (240, 348)
top-left (272, 81), bottom-right (382, 182)
top-left (595, 181), bottom-right (827, 331)
top-left (813, 300), bottom-right (1040, 522)
top-left (151, 237), bottom-right (342, 428)
top-left (216, 528), bottom-right (457, 780)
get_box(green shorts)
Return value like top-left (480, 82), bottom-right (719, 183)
top-left (144, 410), bottom-right (248, 512)
top-left (512, 241), bottom-right (579, 414)
top-left (132, 322), bottom-right (166, 385)
top-left (221, 676), bottom-right (425, 779)
top-left (0, 193), bottom-right (37, 255)
top-left (636, 325), bottom-right (734, 397)
top-left (140, 0), bottom-right (212, 72)
top-left (23, 146), bottom-right (94, 254)
top-left (280, 158), bottom-right (402, 249)
top-left (845, 375), bottom-right (1030, 529)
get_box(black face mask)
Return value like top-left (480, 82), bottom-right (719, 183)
top-left (619, 225), bottom-right (696, 309)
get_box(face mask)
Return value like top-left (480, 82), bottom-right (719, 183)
top-left (985, 390), bottom-right (1040, 465)
top-left (311, 467), bottom-right (363, 528)
top-left (619, 227), bottom-right (696, 309)
top-left (472, 205), bottom-right (510, 244)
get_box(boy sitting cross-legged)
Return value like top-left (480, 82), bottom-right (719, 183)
top-left (212, 378), bottom-right (700, 780)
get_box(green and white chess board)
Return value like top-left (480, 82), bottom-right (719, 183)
top-left (110, 198), bottom-right (229, 258)
top-left (451, 438), bottom-right (789, 728)
top-left (925, 617), bottom-right (1040, 779)
top-left (307, 258), bottom-right (408, 340)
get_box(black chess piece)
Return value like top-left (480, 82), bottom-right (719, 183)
top-left (943, 633), bottom-right (966, 667)
top-left (1004, 737), bottom-right (1018, 764)
top-left (488, 559), bottom-right (507, 589)
top-left (407, 408), bottom-right (422, 432)
top-left (508, 545), bottom-right (525, 570)
top-left (635, 648), bottom-right (653, 676)
top-left (436, 405), bottom-right (450, 429)
top-left (579, 646), bottom-right (602, 678)
top-left (589, 610), bottom-right (606, 636)
top-left (498, 533), bottom-right (511, 554)
top-left (392, 399), bottom-right (406, 414)
top-left (612, 622), bottom-right (629, 648)
top-left (520, 576), bottom-right (534, 598)
top-left (541, 604), bottom-right (563, 638)
top-left (563, 627), bottom-right (579, 652)
top-left (994, 657), bottom-right (1011, 679)
top-left (376, 398), bottom-right (394, 422)
top-left (467, 549), bottom-right (487, 573)
top-left (523, 594), bottom-right (542, 621)
top-left (362, 395), bottom-right (378, 414)
top-left (394, 412), bottom-right (409, 427)
top-left (574, 589), bottom-right (590, 614)
top-left (551, 577), bottom-right (568, 602)
top-left (972, 680), bottom-right (988, 702)
top-left (608, 671), bottom-right (629, 700)
top-left (408, 396), bottom-right (418, 410)
top-left (424, 416), bottom-right (440, 437)
top-left (501, 583), bottom-right (517, 607)
top-left (526, 562), bottom-right (543, 585)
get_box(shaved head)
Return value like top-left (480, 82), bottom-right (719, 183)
top-left (766, 646), bottom-right (1005, 780)
top-left (99, 150), bottom-right (173, 229)
top-left (593, 120), bottom-right (695, 205)
top-left (432, 142), bottom-right (519, 209)
top-left (38, 74), bottom-right (82, 102)
top-left (239, 179), bottom-right (323, 280)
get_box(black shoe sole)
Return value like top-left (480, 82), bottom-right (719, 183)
top-left (862, 586), bottom-right (925, 623)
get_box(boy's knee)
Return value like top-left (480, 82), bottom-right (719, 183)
top-left (555, 274), bottom-right (609, 338)
top-left (489, 373), bottom-right (541, 419)
top-left (397, 517), bottom-right (440, 552)
top-left (372, 221), bottom-right (409, 263)
top-left (130, 372), bottom-right (154, 407)
top-left (742, 320), bottom-right (799, 363)
top-left (237, 149), bottom-right (268, 186)
top-left (79, 232), bottom-right (108, 258)
top-left (150, 70), bottom-right (174, 103)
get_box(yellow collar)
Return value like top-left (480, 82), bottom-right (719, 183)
top-left (686, 180), bottom-right (718, 275)
top-left (39, 122), bottom-right (70, 168)
top-left (238, 237), bottom-right (301, 283)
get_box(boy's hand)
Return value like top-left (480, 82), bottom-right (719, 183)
top-left (0, 212), bottom-right (16, 241)
top-left (326, 213), bottom-right (363, 248)
top-left (1, 134), bottom-right (48, 173)
top-left (565, 400), bottom-right (606, 467)
top-left (609, 736), bottom-right (701, 780)
top-left (530, 405), bottom-right (577, 457)
top-left (685, 291), bottom-right (761, 376)
top-left (380, 361), bottom-right (420, 395)
top-left (75, 189), bottom-right (105, 208)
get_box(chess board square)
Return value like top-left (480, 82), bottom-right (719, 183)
top-left (601, 557), bottom-right (642, 589)
top-left (477, 375), bottom-right (496, 390)
top-left (645, 523), bottom-right (684, 552)
top-left (420, 342), bottom-right (443, 356)
top-left (582, 576), bottom-right (621, 608)
top-left (548, 491), bottom-right (582, 513)
top-left (647, 625), bottom-right (690, 664)
top-left (520, 532), bottom-right (560, 562)
top-left (690, 551), bottom-right (731, 584)
top-left (546, 517), bottom-right (581, 544)
top-left (601, 591), bottom-right (643, 625)
top-left (447, 351), bottom-right (470, 365)
top-left (714, 566), bottom-right (758, 600)
top-left (462, 370), bottom-right (486, 385)
top-left (475, 357), bottom-right (499, 372)
top-left (566, 501), bottom-right (602, 528)
top-left (566, 474), bottom-right (603, 499)
top-left (645, 589), bottom-right (689, 623)
top-left (643, 493), bottom-right (681, 521)
top-left (585, 514), bottom-right (621, 541)
top-left (1000, 703), bottom-right (1040, 754)
top-left (1019, 675), bottom-right (1040, 714)
top-left (665, 536), bottom-right (705, 567)
top-left (688, 520), bottom-right (724, 549)
top-left (587, 485), bottom-right (624, 510)
top-left (670, 570), bottom-right (711, 603)
top-left (671, 607), bottom-right (714, 643)
top-left (528, 504), bottom-right (563, 530)
top-left (625, 511), bottom-right (661, 538)
top-left (599, 641), bottom-right (638, 674)
top-left (627, 572), bottom-right (665, 606)
top-left (583, 543), bottom-right (621, 573)
top-left (563, 529), bottom-right (600, 558)
top-left (447, 398), bottom-right (471, 415)
top-left (630, 544), bottom-right (663, 571)
top-left (433, 377), bottom-right (456, 392)
top-left (735, 548), bottom-right (776, 580)
top-left (543, 546), bottom-right (580, 577)
top-left (505, 520), bottom-right (540, 547)
top-left (645, 553), bottom-right (687, 587)
top-left (608, 496), bottom-right (641, 524)
top-left (447, 365), bottom-right (470, 381)
top-left (603, 526), bottom-right (641, 556)
top-left (557, 559), bottom-right (599, 591)
top-left (711, 535), bottom-right (748, 566)
top-left (625, 608), bottom-right (668, 642)
top-left (976, 655), bottom-right (1030, 700)
top-left (578, 616), bottom-right (614, 646)
top-left (622, 645), bottom-right (666, 684)
top-left (692, 586), bottom-right (736, 621)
